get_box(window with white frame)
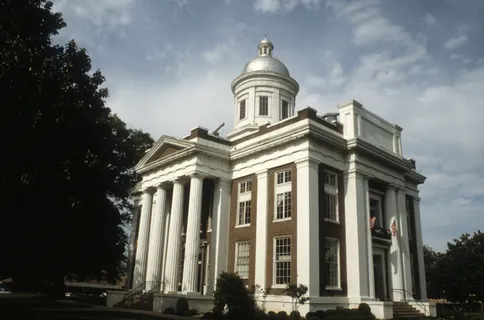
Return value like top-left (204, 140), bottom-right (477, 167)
top-left (324, 171), bottom-right (338, 222)
top-left (239, 99), bottom-right (246, 120)
top-left (275, 169), bottom-right (292, 220)
top-left (274, 237), bottom-right (291, 285)
top-left (237, 180), bottom-right (252, 226)
top-left (369, 193), bottom-right (383, 228)
top-left (259, 96), bottom-right (269, 116)
top-left (325, 238), bottom-right (340, 288)
top-left (235, 241), bottom-right (250, 279)
top-left (281, 100), bottom-right (289, 119)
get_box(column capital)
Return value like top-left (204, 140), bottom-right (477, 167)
top-left (295, 157), bottom-right (319, 169)
top-left (156, 181), bottom-right (171, 189)
top-left (413, 196), bottom-right (421, 203)
top-left (344, 170), bottom-right (368, 180)
top-left (256, 169), bottom-right (268, 178)
top-left (170, 176), bottom-right (189, 185)
top-left (387, 183), bottom-right (398, 191)
top-left (216, 178), bottom-right (232, 188)
top-left (142, 186), bottom-right (156, 194)
top-left (187, 172), bottom-right (207, 179)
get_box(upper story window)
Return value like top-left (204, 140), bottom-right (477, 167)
top-left (281, 100), bottom-right (289, 120)
top-left (237, 180), bottom-right (252, 226)
top-left (369, 193), bottom-right (383, 229)
top-left (239, 99), bottom-right (246, 120)
top-left (259, 96), bottom-right (269, 116)
top-left (324, 171), bottom-right (338, 222)
top-left (275, 169), bottom-right (292, 221)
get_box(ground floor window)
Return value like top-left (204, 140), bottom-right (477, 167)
top-left (234, 241), bottom-right (250, 279)
top-left (325, 238), bottom-right (340, 288)
top-left (274, 237), bottom-right (291, 285)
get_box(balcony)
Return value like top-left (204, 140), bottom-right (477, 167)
top-left (371, 227), bottom-right (392, 243)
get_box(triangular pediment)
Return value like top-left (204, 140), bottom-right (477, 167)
top-left (135, 136), bottom-right (194, 171)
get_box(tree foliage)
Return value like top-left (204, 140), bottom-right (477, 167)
top-left (0, 0), bottom-right (154, 290)
top-left (425, 231), bottom-right (484, 303)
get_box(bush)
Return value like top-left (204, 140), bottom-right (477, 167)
top-left (277, 311), bottom-right (288, 320)
top-left (213, 272), bottom-right (257, 319)
top-left (190, 309), bottom-right (198, 316)
top-left (290, 310), bottom-right (301, 320)
top-left (316, 309), bottom-right (325, 318)
top-left (164, 307), bottom-right (175, 314)
top-left (358, 303), bottom-right (372, 316)
top-left (268, 311), bottom-right (277, 320)
top-left (306, 311), bottom-right (316, 319)
top-left (176, 297), bottom-right (190, 315)
top-left (309, 317), bottom-right (321, 320)
top-left (201, 312), bottom-right (213, 320)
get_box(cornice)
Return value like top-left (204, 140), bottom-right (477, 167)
top-left (231, 70), bottom-right (300, 94)
top-left (404, 170), bottom-right (426, 184)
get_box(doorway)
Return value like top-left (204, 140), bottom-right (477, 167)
top-left (373, 251), bottom-right (388, 301)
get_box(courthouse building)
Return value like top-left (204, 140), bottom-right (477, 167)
top-left (121, 39), bottom-right (435, 318)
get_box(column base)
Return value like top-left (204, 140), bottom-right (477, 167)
top-left (185, 292), bottom-right (201, 296)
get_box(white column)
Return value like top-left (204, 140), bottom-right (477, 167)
top-left (182, 174), bottom-right (204, 293)
top-left (255, 170), bottom-right (268, 288)
top-left (163, 179), bottom-right (185, 293)
top-left (145, 184), bottom-right (168, 291)
top-left (385, 185), bottom-right (404, 301)
top-left (133, 188), bottom-right (154, 289)
top-left (413, 197), bottom-right (427, 301)
top-left (363, 178), bottom-right (375, 299)
top-left (397, 188), bottom-right (413, 300)
top-left (296, 159), bottom-right (320, 297)
top-left (344, 171), bottom-right (370, 299)
top-left (208, 179), bottom-right (231, 294)
top-left (160, 195), bottom-right (172, 293)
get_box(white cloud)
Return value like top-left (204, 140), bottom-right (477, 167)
top-left (444, 35), bottom-right (468, 50)
top-left (253, 0), bottom-right (321, 13)
top-left (423, 13), bottom-right (437, 27)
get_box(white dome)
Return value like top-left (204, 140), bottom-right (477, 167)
top-left (241, 55), bottom-right (290, 76)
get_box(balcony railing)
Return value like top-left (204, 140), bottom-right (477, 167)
top-left (371, 227), bottom-right (392, 241)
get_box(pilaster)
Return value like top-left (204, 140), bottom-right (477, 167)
top-left (363, 177), bottom-right (375, 299)
top-left (343, 170), bottom-right (370, 299)
top-left (296, 158), bottom-right (320, 296)
top-left (255, 169), bottom-right (268, 288)
top-left (133, 188), bottom-right (155, 289)
top-left (182, 173), bottom-right (205, 293)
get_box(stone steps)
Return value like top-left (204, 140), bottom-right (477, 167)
top-left (393, 302), bottom-right (425, 318)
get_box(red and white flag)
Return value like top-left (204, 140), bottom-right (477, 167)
top-left (369, 216), bottom-right (376, 229)
top-left (391, 220), bottom-right (397, 237)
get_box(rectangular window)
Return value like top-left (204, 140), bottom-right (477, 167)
top-left (325, 238), bottom-right (340, 288)
top-left (239, 180), bottom-right (252, 194)
top-left (235, 241), bottom-right (250, 279)
top-left (276, 170), bottom-right (292, 185)
top-left (274, 237), bottom-right (291, 285)
top-left (238, 200), bottom-right (251, 225)
top-left (239, 99), bottom-right (246, 120)
top-left (276, 191), bottom-right (292, 219)
top-left (259, 96), bottom-right (268, 116)
top-left (324, 171), bottom-right (338, 222)
top-left (281, 100), bottom-right (289, 119)
top-left (369, 194), bottom-right (383, 228)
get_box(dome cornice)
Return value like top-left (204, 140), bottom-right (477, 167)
top-left (231, 70), bottom-right (299, 94)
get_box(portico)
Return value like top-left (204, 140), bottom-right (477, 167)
top-left (131, 168), bottom-right (230, 295)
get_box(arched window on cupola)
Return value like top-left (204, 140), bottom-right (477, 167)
top-left (258, 38), bottom-right (274, 56)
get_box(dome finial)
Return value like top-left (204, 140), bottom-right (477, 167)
top-left (258, 37), bottom-right (274, 56)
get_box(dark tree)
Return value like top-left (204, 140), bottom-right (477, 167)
top-left (423, 245), bottom-right (444, 299)
top-left (438, 231), bottom-right (484, 303)
top-left (0, 0), bottom-right (154, 292)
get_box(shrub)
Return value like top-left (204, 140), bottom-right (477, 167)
top-left (290, 310), bottom-right (301, 320)
top-left (285, 284), bottom-right (310, 311)
top-left (277, 311), bottom-right (289, 320)
top-left (309, 317), bottom-right (321, 320)
top-left (306, 311), bottom-right (316, 319)
top-left (358, 303), bottom-right (372, 316)
top-left (267, 311), bottom-right (277, 320)
top-left (189, 309), bottom-right (198, 316)
top-left (325, 309), bottom-right (337, 317)
top-left (164, 307), bottom-right (175, 314)
top-left (176, 297), bottom-right (190, 315)
top-left (213, 272), bottom-right (257, 319)
top-left (315, 309), bottom-right (325, 318)
top-left (201, 312), bottom-right (213, 320)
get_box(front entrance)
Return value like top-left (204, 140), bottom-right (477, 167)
top-left (373, 249), bottom-right (388, 301)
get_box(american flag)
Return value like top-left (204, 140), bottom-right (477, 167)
top-left (391, 220), bottom-right (397, 237)
top-left (369, 216), bottom-right (376, 229)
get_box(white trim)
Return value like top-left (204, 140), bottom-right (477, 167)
top-left (325, 237), bottom-right (341, 290)
top-left (273, 235), bottom-right (292, 286)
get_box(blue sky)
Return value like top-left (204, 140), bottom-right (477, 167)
top-left (52, 0), bottom-right (484, 252)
